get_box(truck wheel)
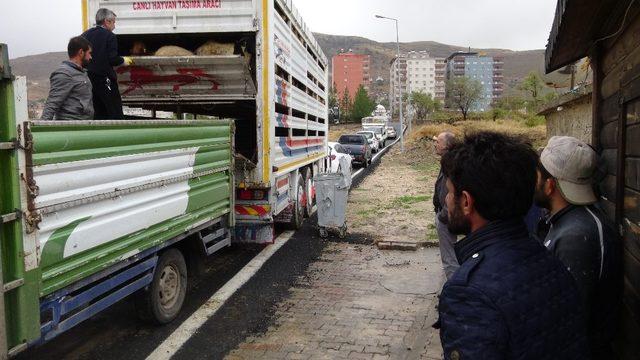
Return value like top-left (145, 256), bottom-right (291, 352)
top-left (303, 168), bottom-right (314, 218)
top-left (289, 174), bottom-right (305, 229)
top-left (135, 249), bottom-right (187, 325)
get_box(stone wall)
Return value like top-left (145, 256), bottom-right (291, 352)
top-left (538, 85), bottom-right (593, 144)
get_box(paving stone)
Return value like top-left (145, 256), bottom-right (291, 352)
top-left (225, 243), bottom-right (444, 360)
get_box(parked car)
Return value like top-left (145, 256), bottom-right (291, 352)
top-left (327, 142), bottom-right (353, 173)
top-left (356, 131), bottom-right (380, 152)
top-left (386, 126), bottom-right (397, 139)
top-left (338, 134), bottom-right (372, 168)
top-left (363, 125), bottom-right (387, 146)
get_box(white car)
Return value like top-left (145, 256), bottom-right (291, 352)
top-left (386, 126), bottom-right (397, 139)
top-left (327, 142), bottom-right (353, 173)
top-left (356, 131), bottom-right (380, 152)
top-left (363, 126), bottom-right (387, 145)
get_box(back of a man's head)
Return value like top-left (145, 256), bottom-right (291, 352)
top-left (95, 8), bottom-right (116, 25)
top-left (442, 131), bottom-right (538, 221)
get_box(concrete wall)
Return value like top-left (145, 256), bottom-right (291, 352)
top-left (539, 86), bottom-right (592, 144)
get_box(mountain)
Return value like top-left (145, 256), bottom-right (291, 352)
top-left (9, 52), bottom-right (67, 103)
top-left (9, 34), bottom-right (552, 104)
top-left (313, 33), bottom-right (549, 97)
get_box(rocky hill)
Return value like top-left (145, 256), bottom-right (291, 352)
top-left (313, 33), bottom-right (547, 92)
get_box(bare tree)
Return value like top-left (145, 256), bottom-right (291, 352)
top-left (446, 77), bottom-right (483, 120)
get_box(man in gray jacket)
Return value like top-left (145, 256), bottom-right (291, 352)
top-left (41, 36), bottom-right (94, 120)
top-left (534, 136), bottom-right (622, 358)
top-left (433, 132), bottom-right (459, 279)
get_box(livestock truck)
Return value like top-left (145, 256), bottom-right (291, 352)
top-left (0, 0), bottom-right (328, 356)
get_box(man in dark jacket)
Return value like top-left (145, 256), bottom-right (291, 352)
top-left (535, 136), bottom-right (622, 359)
top-left (433, 132), bottom-right (459, 279)
top-left (41, 36), bottom-right (94, 120)
top-left (81, 8), bottom-right (133, 119)
top-left (436, 132), bottom-right (588, 359)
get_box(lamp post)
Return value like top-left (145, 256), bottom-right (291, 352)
top-left (375, 14), bottom-right (404, 152)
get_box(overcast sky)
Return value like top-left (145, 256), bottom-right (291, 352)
top-left (0, 0), bottom-right (558, 59)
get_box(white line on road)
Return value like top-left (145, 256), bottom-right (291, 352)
top-left (148, 135), bottom-right (400, 359)
top-left (146, 230), bottom-right (296, 360)
top-left (352, 137), bottom-right (399, 180)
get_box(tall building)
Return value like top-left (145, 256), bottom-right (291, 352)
top-left (332, 51), bottom-right (371, 102)
top-left (389, 55), bottom-right (407, 116)
top-left (445, 52), bottom-right (504, 111)
top-left (435, 58), bottom-right (446, 102)
top-left (406, 51), bottom-right (436, 97)
top-left (390, 52), bottom-right (446, 115)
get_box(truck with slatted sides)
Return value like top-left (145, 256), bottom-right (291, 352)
top-left (85, 0), bottom-right (330, 242)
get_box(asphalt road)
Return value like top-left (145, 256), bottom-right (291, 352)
top-left (18, 141), bottom-right (395, 360)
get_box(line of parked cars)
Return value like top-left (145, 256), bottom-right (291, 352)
top-left (328, 125), bottom-right (397, 172)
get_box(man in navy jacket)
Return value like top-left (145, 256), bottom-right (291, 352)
top-left (82, 8), bottom-right (133, 119)
top-left (436, 132), bottom-right (588, 359)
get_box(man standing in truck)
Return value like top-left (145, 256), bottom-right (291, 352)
top-left (82, 8), bottom-right (133, 119)
top-left (41, 36), bottom-right (94, 120)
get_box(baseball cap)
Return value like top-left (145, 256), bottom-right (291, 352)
top-left (540, 136), bottom-right (598, 205)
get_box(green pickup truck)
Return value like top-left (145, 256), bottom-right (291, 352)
top-left (0, 47), bottom-right (234, 357)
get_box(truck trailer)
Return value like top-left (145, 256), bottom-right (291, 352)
top-left (86, 0), bottom-right (330, 242)
top-left (0, 0), bottom-right (328, 356)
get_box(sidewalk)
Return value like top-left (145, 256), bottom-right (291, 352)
top-left (226, 243), bottom-right (444, 360)
top-left (227, 142), bottom-right (445, 360)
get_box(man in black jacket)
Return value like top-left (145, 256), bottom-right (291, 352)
top-left (436, 132), bottom-right (588, 359)
top-left (82, 8), bottom-right (133, 119)
top-left (433, 132), bottom-right (459, 279)
top-left (535, 136), bottom-right (622, 359)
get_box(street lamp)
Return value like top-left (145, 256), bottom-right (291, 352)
top-left (375, 14), bottom-right (404, 153)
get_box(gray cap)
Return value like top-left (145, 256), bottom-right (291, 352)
top-left (540, 136), bottom-right (598, 205)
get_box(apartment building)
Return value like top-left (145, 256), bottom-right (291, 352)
top-left (445, 52), bottom-right (504, 111)
top-left (332, 51), bottom-right (371, 102)
top-left (389, 51), bottom-right (446, 115)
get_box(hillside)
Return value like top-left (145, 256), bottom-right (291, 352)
top-left (9, 52), bottom-right (67, 102)
top-left (313, 33), bottom-right (546, 88)
top-left (10, 34), bottom-right (558, 104)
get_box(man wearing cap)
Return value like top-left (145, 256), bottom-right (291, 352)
top-left (433, 132), bottom-right (459, 279)
top-left (535, 136), bottom-right (622, 359)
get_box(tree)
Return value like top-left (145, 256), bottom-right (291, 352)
top-left (445, 77), bottom-right (483, 120)
top-left (328, 82), bottom-right (339, 109)
top-left (409, 91), bottom-right (438, 122)
top-left (350, 85), bottom-right (375, 122)
top-left (339, 88), bottom-right (352, 122)
top-left (495, 96), bottom-right (526, 112)
top-left (520, 71), bottom-right (544, 102)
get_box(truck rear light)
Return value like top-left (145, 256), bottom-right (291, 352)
top-left (330, 155), bottom-right (336, 161)
top-left (238, 190), bottom-right (253, 200)
top-left (238, 189), bottom-right (267, 201)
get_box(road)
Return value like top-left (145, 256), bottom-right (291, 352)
top-left (18, 140), bottom-right (418, 360)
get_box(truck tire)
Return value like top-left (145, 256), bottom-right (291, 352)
top-left (289, 174), bottom-right (305, 229)
top-left (303, 168), bottom-right (314, 218)
top-left (135, 249), bottom-right (187, 325)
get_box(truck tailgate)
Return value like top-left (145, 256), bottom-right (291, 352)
top-left (25, 120), bottom-right (233, 296)
top-left (117, 55), bottom-right (256, 103)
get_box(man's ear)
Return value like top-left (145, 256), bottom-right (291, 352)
top-left (546, 178), bottom-right (556, 197)
top-left (461, 190), bottom-right (474, 216)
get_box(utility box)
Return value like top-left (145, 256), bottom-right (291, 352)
top-left (315, 166), bottom-right (350, 238)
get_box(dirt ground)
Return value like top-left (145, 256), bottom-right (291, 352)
top-left (328, 123), bottom-right (363, 142)
top-left (346, 139), bottom-right (441, 246)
